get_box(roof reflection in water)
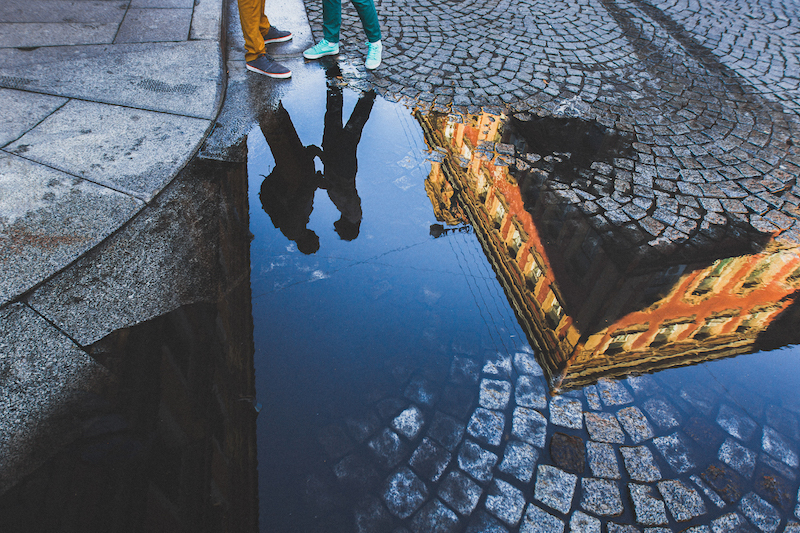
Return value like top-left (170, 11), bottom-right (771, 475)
top-left (419, 107), bottom-right (800, 392)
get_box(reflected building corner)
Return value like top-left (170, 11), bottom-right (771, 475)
top-left (419, 107), bottom-right (800, 393)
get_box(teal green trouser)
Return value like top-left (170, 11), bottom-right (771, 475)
top-left (322, 0), bottom-right (381, 43)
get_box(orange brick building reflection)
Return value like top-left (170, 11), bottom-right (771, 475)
top-left (419, 109), bottom-right (800, 391)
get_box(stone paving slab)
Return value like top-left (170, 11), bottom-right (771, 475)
top-left (6, 99), bottom-right (209, 200)
top-left (0, 22), bottom-right (119, 47)
top-left (0, 153), bottom-right (142, 307)
top-left (0, 0), bottom-right (128, 23)
top-left (0, 41), bottom-right (223, 119)
top-left (0, 303), bottom-right (111, 495)
top-left (25, 161), bottom-right (228, 347)
top-left (0, 88), bottom-right (66, 147)
top-left (116, 8), bottom-right (192, 42)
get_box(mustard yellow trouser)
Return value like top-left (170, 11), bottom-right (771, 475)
top-left (238, 0), bottom-right (271, 61)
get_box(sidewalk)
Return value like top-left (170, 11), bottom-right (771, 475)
top-left (0, 0), bottom-right (314, 495)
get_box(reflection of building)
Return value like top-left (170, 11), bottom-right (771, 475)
top-left (1, 160), bottom-right (258, 532)
top-left (419, 109), bottom-right (800, 391)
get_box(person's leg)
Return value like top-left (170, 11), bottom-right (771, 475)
top-left (350, 0), bottom-right (381, 43)
top-left (322, 0), bottom-right (343, 43)
top-left (238, 0), bottom-right (266, 61)
top-left (258, 0), bottom-right (270, 37)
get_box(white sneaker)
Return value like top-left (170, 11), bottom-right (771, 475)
top-left (365, 40), bottom-right (382, 70)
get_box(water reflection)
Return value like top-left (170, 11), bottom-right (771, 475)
top-left (420, 108), bottom-right (800, 392)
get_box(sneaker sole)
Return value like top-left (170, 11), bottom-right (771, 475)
top-left (303, 49), bottom-right (339, 60)
top-left (365, 61), bottom-right (381, 70)
top-left (264, 35), bottom-right (293, 44)
top-left (246, 64), bottom-right (292, 78)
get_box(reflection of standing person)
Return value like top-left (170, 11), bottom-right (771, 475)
top-left (258, 103), bottom-right (324, 254)
top-left (302, 0), bottom-right (382, 70)
top-left (320, 86), bottom-right (376, 240)
top-left (237, 0), bottom-right (293, 78)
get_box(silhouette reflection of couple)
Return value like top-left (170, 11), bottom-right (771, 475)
top-left (258, 70), bottom-right (375, 254)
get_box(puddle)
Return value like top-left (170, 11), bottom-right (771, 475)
top-left (249, 72), bottom-right (800, 532)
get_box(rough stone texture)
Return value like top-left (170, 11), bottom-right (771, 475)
top-left (587, 441), bottom-right (621, 479)
top-left (515, 375), bottom-right (547, 409)
top-left (569, 510), bottom-right (601, 532)
top-left (598, 379), bottom-right (634, 406)
top-left (520, 503), bottom-right (564, 533)
top-left (393, 405), bottom-right (425, 440)
top-left (719, 438), bottom-right (758, 479)
top-left (409, 498), bottom-right (460, 533)
top-left (427, 411), bottom-right (466, 452)
top-left (498, 440), bottom-right (538, 483)
top-left (644, 397), bottom-right (683, 430)
top-left (485, 479), bottom-right (526, 526)
top-left (653, 432), bottom-right (695, 474)
top-left (691, 474), bottom-right (727, 509)
top-left (762, 427), bottom-right (799, 468)
top-left (534, 465), bottom-right (577, 514)
top-left (467, 407), bottom-right (505, 447)
top-left (581, 477), bottom-right (623, 516)
top-left (718, 404), bottom-right (759, 442)
top-left (702, 463), bottom-right (747, 504)
top-left (512, 407), bottom-right (547, 448)
top-left (438, 470), bottom-right (483, 516)
top-left (658, 479), bottom-right (707, 522)
top-left (550, 432), bottom-right (585, 474)
top-left (617, 406), bottom-right (655, 443)
top-left (479, 379), bottom-right (512, 411)
top-left (0, 303), bottom-right (111, 494)
top-left (629, 484), bottom-right (669, 526)
top-left (0, 154), bottom-right (142, 307)
top-left (458, 440), bottom-right (498, 484)
top-left (550, 396), bottom-right (583, 429)
top-left (739, 492), bottom-right (781, 533)
top-left (513, 350), bottom-right (543, 376)
top-left (6, 100), bottom-right (209, 200)
top-left (586, 411), bottom-right (626, 443)
top-left (711, 512), bottom-right (759, 533)
top-left (369, 429), bottom-right (409, 469)
top-left (621, 446), bottom-right (662, 482)
top-left (409, 438), bottom-right (450, 483)
top-left (382, 467), bottom-right (429, 519)
top-left (0, 88), bottom-right (67, 147)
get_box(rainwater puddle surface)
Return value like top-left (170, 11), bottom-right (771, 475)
top-left (249, 78), bottom-right (800, 532)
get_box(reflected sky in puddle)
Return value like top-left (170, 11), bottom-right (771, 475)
top-left (248, 76), bottom-right (800, 532)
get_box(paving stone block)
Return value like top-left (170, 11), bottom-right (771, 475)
top-left (393, 405), bottom-right (426, 440)
top-left (617, 406), bottom-right (655, 443)
top-left (587, 440), bottom-right (621, 479)
top-left (739, 492), bottom-right (781, 533)
top-left (409, 437), bottom-right (451, 482)
top-left (450, 355), bottom-right (481, 385)
top-left (653, 432), bottom-right (695, 473)
top-left (382, 467), bottom-right (429, 519)
top-left (438, 470), bottom-right (483, 516)
top-left (584, 385), bottom-right (602, 410)
top-left (762, 426), bottom-right (799, 468)
top-left (711, 512), bottom-right (757, 533)
top-left (719, 438), bottom-right (757, 479)
top-left (569, 510), bottom-right (601, 532)
top-left (498, 440), bottom-right (538, 483)
top-left (405, 376), bottom-right (438, 407)
top-left (513, 350), bottom-right (543, 376)
top-left (581, 477), bottom-right (623, 516)
top-left (347, 411), bottom-right (382, 443)
top-left (515, 376), bottom-right (547, 409)
top-left (691, 474), bottom-right (726, 508)
top-left (702, 462), bottom-right (746, 504)
top-left (479, 379), bottom-right (512, 410)
top-left (427, 411), bottom-right (466, 452)
top-left (626, 375), bottom-right (659, 396)
top-left (585, 411), bottom-right (626, 443)
top-left (629, 484), bottom-right (669, 526)
top-left (550, 396), bottom-right (583, 429)
top-left (457, 439), bottom-right (498, 483)
top-left (550, 432), bottom-right (585, 474)
top-left (534, 465), bottom-right (577, 514)
top-left (410, 498), bottom-right (460, 533)
top-left (643, 397), bottom-right (683, 430)
top-left (369, 429), bottom-right (410, 469)
top-left (511, 407), bottom-right (547, 448)
top-left (607, 524), bottom-right (641, 533)
top-left (483, 352), bottom-right (513, 379)
top-left (467, 408), bottom-right (505, 447)
top-left (717, 404), bottom-right (759, 442)
top-left (519, 503), bottom-right (564, 533)
top-left (658, 479), bottom-right (706, 522)
top-left (621, 446), bottom-right (662, 482)
top-left (486, 479), bottom-right (526, 526)
top-left (784, 522), bottom-right (800, 533)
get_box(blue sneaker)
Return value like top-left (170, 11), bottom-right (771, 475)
top-left (365, 40), bottom-right (382, 70)
top-left (263, 26), bottom-right (293, 43)
top-left (246, 54), bottom-right (291, 79)
top-left (304, 39), bottom-right (339, 60)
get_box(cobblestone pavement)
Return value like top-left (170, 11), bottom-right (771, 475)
top-left (305, 344), bottom-right (800, 532)
top-left (306, 0), bottom-right (800, 266)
